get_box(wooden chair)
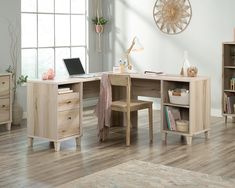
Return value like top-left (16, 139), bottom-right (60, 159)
top-left (109, 74), bottom-right (153, 146)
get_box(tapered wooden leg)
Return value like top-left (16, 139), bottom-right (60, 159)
top-left (205, 131), bottom-right (210, 139)
top-left (6, 123), bottom-right (11, 131)
top-left (76, 137), bottom-right (81, 146)
top-left (186, 136), bottom-right (192, 145)
top-left (28, 137), bottom-right (33, 147)
top-left (54, 142), bottom-right (61, 152)
top-left (148, 106), bottom-right (153, 143)
top-left (126, 112), bottom-right (131, 146)
top-left (225, 116), bottom-right (227, 124)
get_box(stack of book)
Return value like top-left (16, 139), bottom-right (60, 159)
top-left (165, 106), bottom-right (181, 131)
top-left (58, 88), bottom-right (73, 95)
top-left (224, 92), bottom-right (235, 114)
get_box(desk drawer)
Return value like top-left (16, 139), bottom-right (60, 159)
top-left (0, 76), bottom-right (10, 97)
top-left (58, 109), bottom-right (80, 139)
top-left (0, 98), bottom-right (10, 122)
top-left (58, 92), bottom-right (79, 111)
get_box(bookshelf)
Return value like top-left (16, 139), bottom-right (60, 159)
top-left (222, 42), bottom-right (235, 122)
top-left (161, 79), bottom-right (210, 145)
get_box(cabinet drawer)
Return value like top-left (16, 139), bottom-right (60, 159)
top-left (0, 98), bottom-right (10, 122)
top-left (0, 76), bottom-right (10, 97)
top-left (58, 109), bottom-right (80, 139)
top-left (58, 92), bottom-right (79, 111)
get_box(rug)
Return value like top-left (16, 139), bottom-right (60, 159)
top-left (57, 160), bottom-right (235, 188)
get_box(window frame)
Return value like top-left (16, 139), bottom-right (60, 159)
top-left (21, 0), bottom-right (88, 78)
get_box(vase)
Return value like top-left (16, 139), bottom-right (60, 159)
top-left (12, 98), bottom-right (23, 125)
top-left (95, 24), bottom-right (103, 33)
top-left (180, 51), bottom-right (190, 76)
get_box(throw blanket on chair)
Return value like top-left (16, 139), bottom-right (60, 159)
top-left (95, 74), bottom-right (112, 141)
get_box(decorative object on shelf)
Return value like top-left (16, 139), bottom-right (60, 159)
top-left (93, 0), bottom-right (108, 52)
top-left (230, 46), bottom-right (235, 64)
top-left (153, 0), bottom-right (192, 35)
top-left (180, 51), bottom-right (190, 76)
top-left (42, 68), bottom-right (55, 80)
top-left (168, 89), bottom-right (189, 105)
top-left (187, 66), bottom-right (198, 77)
top-left (230, 78), bottom-right (235, 90)
top-left (124, 37), bottom-right (144, 71)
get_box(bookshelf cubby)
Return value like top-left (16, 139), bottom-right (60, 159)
top-left (222, 43), bottom-right (235, 122)
top-left (161, 79), bottom-right (210, 145)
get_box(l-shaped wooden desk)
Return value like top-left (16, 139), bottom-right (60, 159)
top-left (27, 73), bottom-right (210, 151)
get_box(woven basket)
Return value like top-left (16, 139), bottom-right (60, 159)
top-left (176, 120), bottom-right (189, 132)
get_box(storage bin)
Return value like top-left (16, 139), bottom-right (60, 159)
top-left (168, 89), bottom-right (189, 105)
top-left (176, 120), bottom-right (189, 132)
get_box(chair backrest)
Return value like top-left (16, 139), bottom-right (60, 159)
top-left (109, 74), bottom-right (131, 109)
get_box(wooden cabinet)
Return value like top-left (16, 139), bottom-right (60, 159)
top-left (222, 42), bottom-right (235, 122)
top-left (0, 74), bottom-right (12, 130)
top-left (161, 78), bottom-right (210, 145)
top-left (27, 81), bottom-right (82, 151)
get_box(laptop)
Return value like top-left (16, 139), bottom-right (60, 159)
top-left (63, 58), bottom-right (96, 78)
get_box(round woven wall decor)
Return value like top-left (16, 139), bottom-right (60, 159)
top-left (153, 0), bottom-right (192, 35)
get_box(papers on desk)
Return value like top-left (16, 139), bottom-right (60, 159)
top-left (144, 70), bottom-right (165, 75)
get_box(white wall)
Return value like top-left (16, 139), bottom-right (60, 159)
top-left (102, 0), bottom-right (235, 115)
top-left (0, 0), bottom-right (26, 112)
top-left (0, 0), bottom-right (20, 72)
top-left (1, 0), bottom-right (235, 115)
top-left (0, 0), bottom-right (103, 113)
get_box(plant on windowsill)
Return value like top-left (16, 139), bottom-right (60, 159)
top-left (92, 16), bottom-right (108, 33)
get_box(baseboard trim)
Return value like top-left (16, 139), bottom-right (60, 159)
top-left (211, 108), bottom-right (222, 117)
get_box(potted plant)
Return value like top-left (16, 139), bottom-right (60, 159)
top-left (5, 20), bottom-right (25, 125)
top-left (6, 65), bottom-right (28, 125)
top-left (92, 16), bottom-right (108, 33)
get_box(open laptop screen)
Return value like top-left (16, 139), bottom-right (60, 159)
top-left (63, 58), bottom-right (85, 75)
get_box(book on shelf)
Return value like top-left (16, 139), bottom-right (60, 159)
top-left (165, 106), bottom-right (171, 130)
top-left (224, 92), bottom-right (235, 113)
top-left (165, 106), bottom-right (181, 131)
top-left (58, 87), bottom-right (70, 92)
top-left (58, 89), bottom-right (73, 94)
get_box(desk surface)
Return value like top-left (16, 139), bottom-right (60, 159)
top-left (27, 73), bottom-right (209, 85)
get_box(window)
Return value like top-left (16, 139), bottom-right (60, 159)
top-left (21, 0), bottom-right (87, 78)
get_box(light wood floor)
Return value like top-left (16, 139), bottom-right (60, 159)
top-left (0, 108), bottom-right (234, 187)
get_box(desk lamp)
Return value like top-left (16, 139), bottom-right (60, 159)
top-left (125, 37), bottom-right (144, 70)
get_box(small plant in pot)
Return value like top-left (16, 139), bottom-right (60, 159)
top-left (92, 16), bottom-right (108, 33)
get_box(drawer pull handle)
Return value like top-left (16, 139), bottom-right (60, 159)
top-left (2, 82), bottom-right (5, 84)
top-left (68, 117), bottom-right (72, 120)
top-left (67, 101), bottom-right (72, 104)
top-left (2, 105), bottom-right (6, 108)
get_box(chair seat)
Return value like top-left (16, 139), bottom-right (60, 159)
top-left (111, 100), bottom-right (152, 112)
